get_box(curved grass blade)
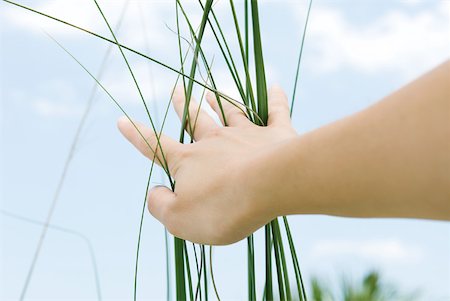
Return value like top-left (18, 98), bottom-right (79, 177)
top-left (290, 0), bottom-right (313, 117)
top-left (209, 246), bottom-right (220, 301)
top-left (16, 3), bottom-right (130, 299)
top-left (229, 0), bottom-right (258, 118)
top-left (137, 4), bottom-right (173, 299)
top-left (1, 210), bottom-right (102, 300)
top-left (1, 0), bottom-right (245, 120)
top-left (92, 0), bottom-right (173, 185)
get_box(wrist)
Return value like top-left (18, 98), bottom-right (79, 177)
top-left (241, 136), bottom-right (302, 221)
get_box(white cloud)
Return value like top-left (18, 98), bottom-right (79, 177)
top-left (1, 1), bottom-right (211, 52)
top-left (33, 98), bottom-right (81, 118)
top-left (310, 239), bottom-right (423, 265)
top-left (294, 2), bottom-right (450, 80)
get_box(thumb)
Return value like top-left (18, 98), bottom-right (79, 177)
top-left (147, 185), bottom-right (177, 226)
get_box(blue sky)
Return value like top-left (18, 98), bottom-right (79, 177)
top-left (1, 0), bottom-right (449, 300)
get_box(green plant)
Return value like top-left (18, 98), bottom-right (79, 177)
top-left (310, 271), bottom-right (418, 301)
top-left (3, 0), bottom-right (313, 300)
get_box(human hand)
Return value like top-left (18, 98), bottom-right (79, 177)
top-left (118, 85), bottom-right (297, 245)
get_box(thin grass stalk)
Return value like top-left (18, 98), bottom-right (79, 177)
top-left (17, 3), bottom-right (129, 299)
top-left (229, 0), bottom-right (258, 117)
top-left (183, 242), bottom-right (195, 301)
top-left (174, 1), bottom-right (213, 299)
top-left (264, 223), bottom-right (273, 301)
top-left (209, 246), bottom-right (221, 301)
top-left (176, 0), bottom-right (228, 130)
top-left (3, 1), bottom-right (248, 118)
top-left (137, 5), bottom-right (173, 298)
top-left (250, 0), bottom-right (268, 124)
top-left (192, 244), bottom-right (202, 301)
top-left (175, 238), bottom-right (187, 300)
top-left (283, 216), bottom-right (307, 301)
top-left (47, 33), bottom-right (176, 301)
top-left (200, 1), bottom-right (254, 121)
top-left (271, 220), bottom-right (286, 301)
top-left (244, 1), bottom-right (257, 299)
top-left (178, 0), bottom-right (221, 142)
top-left (273, 219), bottom-right (292, 300)
top-left (2, 210), bottom-right (102, 300)
top-left (290, 0), bottom-right (313, 117)
top-left (92, 0), bottom-right (173, 183)
top-left (201, 245), bottom-right (208, 301)
top-left (133, 169), bottom-right (154, 301)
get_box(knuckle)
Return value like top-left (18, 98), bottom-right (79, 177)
top-left (207, 127), bottom-right (223, 138)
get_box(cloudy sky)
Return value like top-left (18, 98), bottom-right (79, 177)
top-left (1, 0), bottom-right (449, 300)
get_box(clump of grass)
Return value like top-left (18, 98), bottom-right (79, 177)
top-left (3, 0), bottom-right (313, 300)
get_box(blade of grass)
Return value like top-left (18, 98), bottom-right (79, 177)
top-left (137, 4), bottom-right (173, 299)
top-left (271, 220), bottom-right (285, 301)
top-left (244, 1), bottom-right (257, 299)
top-left (265, 223), bottom-right (273, 301)
top-left (229, 0), bottom-right (258, 119)
top-left (17, 3), bottom-right (129, 299)
top-left (290, 0), bottom-right (313, 117)
top-left (283, 216), bottom-right (307, 301)
top-left (1, 1), bottom-right (247, 123)
top-left (199, 0), bottom-right (254, 121)
top-left (45, 33), bottom-right (180, 300)
top-left (273, 219), bottom-right (291, 300)
top-left (201, 245), bottom-right (208, 301)
top-left (250, 0), bottom-right (268, 125)
top-left (2, 210), bottom-right (102, 301)
top-left (92, 0), bottom-right (174, 185)
top-left (183, 242), bottom-right (195, 301)
top-left (209, 246), bottom-right (220, 301)
top-left (177, 0), bottom-right (214, 136)
top-left (192, 243), bottom-right (202, 301)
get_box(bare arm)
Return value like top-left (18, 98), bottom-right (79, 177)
top-left (255, 60), bottom-right (450, 221)
top-left (119, 60), bottom-right (450, 245)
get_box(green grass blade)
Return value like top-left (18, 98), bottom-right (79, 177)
top-left (290, 0), bottom-right (313, 117)
top-left (209, 246), bottom-right (221, 301)
top-left (250, 0), bottom-right (268, 125)
top-left (16, 2), bottom-right (129, 297)
top-left (1, 0), bottom-right (245, 116)
top-left (183, 242), bottom-right (195, 301)
top-left (2, 210), bottom-right (103, 301)
top-left (229, 0), bottom-right (258, 117)
top-left (176, 0), bottom-right (227, 132)
top-left (283, 216), bottom-right (307, 301)
top-left (200, 1), bottom-right (254, 121)
top-left (201, 245), bottom-right (208, 301)
top-left (271, 220), bottom-right (286, 301)
top-left (265, 224), bottom-right (273, 301)
top-left (175, 238), bottom-right (187, 300)
top-left (178, 0), bottom-right (216, 141)
top-left (272, 218), bottom-right (292, 300)
top-left (133, 168), bottom-right (154, 301)
top-left (92, 0), bottom-right (174, 185)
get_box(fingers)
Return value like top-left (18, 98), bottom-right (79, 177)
top-left (267, 85), bottom-right (291, 127)
top-left (147, 185), bottom-right (176, 227)
top-left (172, 87), bottom-right (218, 141)
top-left (206, 92), bottom-right (250, 127)
top-left (117, 116), bottom-right (182, 173)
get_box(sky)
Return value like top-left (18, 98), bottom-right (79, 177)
top-left (1, 0), bottom-right (449, 300)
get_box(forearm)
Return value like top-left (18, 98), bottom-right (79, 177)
top-left (256, 60), bottom-right (450, 220)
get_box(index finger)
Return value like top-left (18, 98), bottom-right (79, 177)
top-left (117, 116), bottom-right (183, 174)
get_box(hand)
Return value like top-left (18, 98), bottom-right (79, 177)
top-left (118, 85), bottom-right (297, 245)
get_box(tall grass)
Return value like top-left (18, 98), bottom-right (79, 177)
top-left (3, 0), bottom-right (313, 300)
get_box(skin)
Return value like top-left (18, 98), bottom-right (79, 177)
top-left (118, 59), bottom-right (450, 245)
